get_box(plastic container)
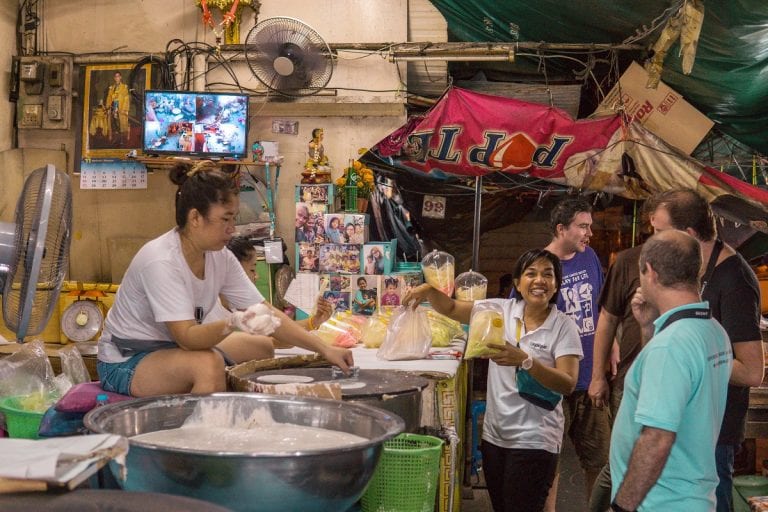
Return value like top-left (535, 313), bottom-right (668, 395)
top-left (361, 433), bottom-right (444, 512)
top-left (455, 270), bottom-right (488, 301)
top-left (733, 474), bottom-right (768, 512)
top-left (0, 396), bottom-right (46, 439)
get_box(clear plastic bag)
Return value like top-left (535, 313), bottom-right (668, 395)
top-left (426, 309), bottom-right (464, 347)
top-left (0, 340), bottom-right (61, 412)
top-left (58, 344), bottom-right (91, 385)
top-left (377, 306), bottom-right (433, 360)
top-left (455, 270), bottom-right (488, 301)
top-left (361, 309), bottom-right (394, 348)
top-left (465, 302), bottom-right (506, 359)
top-left (421, 250), bottom-right (455, 296)
top-left (313, 311), bottom-right (363, 348)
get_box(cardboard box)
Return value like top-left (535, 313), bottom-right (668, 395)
top-left (295, 184), bottom-right (335, 210)
top-left (363, 240), bottom-right (397, 275)
top-left (593, 61), bottom-right (713, 154)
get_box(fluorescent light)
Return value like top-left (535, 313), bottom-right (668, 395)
top-left (388, 51), bottom-right (515, 63)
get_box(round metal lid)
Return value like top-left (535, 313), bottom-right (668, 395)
top-left (244, 368), bottom-right (430, 399)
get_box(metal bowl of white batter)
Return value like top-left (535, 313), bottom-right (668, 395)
top-left (84, 392), bottom-right (405, 512)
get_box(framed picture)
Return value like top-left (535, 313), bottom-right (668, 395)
top-left (81, 63), bottom-right (151, 159)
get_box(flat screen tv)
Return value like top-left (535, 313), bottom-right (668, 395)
top-left (142, 90), bottom-right (249, 159)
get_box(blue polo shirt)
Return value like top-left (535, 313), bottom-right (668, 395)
top-left (609, 301), bottom-right (732, 511)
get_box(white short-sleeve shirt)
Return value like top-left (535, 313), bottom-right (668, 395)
top-left (477, 298), bottom-right (583, 454)
top-left (98, 229), bottom-right (263, 363)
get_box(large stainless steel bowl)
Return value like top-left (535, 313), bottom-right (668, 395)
top-left (84, 393), bottom-right (405, 512)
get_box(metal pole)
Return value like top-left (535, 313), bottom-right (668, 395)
top-left (472, 176), bottom-right (482, 270)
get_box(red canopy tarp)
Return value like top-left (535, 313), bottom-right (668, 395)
top-left (372, 87), bottom-right (768, 232)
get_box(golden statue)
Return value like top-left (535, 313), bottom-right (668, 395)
top-left (302, 128), bottom-right (332, 184)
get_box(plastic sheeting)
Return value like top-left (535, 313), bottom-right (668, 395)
top-left (428, 0), bottom-right (768, 154)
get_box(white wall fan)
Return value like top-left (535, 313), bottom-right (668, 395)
top-left (0, 164), bottom-right (72, 342)
top-left (244, 16), bottom-right (334, 97)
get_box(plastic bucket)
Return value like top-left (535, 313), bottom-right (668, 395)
top-left (361, 433), bottom-right (443, 512)
top-left (0, 396), bottom-right (46, 439)
top-left (733, 474), bottom-right (768, 512)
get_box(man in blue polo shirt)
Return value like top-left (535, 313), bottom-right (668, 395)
top-left (609, 229), bottom-right (732, 512)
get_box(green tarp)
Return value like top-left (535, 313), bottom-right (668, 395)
top-left (429, 1), bottom-right (768, 155)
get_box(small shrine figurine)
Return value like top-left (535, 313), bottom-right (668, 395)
top-left (302, 128), bottom-right (332, 184)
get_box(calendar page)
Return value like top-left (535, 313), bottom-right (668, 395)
top-left (79, 161), bottom-right (147, 189)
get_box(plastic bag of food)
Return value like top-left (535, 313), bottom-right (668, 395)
top-left (455, 270), bottom-right (488, 301)
top-left (0, 340), bottom-right (61, 412)
top-left (421, 250), bottom-right (455, 296)
top-left (465, 302), bottom-right (506, 359)
top-left (426, 309), bottom-right (464, 347)
top-left (313, 311), bottom-right (363, 348)
top-left (361, 309), bottom-right (394, 348)
top-left (377, 306), bottom-right (432, 360)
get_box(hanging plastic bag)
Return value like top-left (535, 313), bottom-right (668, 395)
top-left (377, 306), bottom-right (432, 361)
top-left (421, 250), bottom-right (455, 296)
top-left (455, 270), bottom-right (488, 301)
top-left (465, 302), bottom-right (505, 359)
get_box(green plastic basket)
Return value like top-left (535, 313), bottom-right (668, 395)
top-left (0, 396), bottom-right (46, 439)
top-left (361, 433), bottom-right (444, 512)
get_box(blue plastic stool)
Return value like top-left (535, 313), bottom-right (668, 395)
top-left (470, 400), bottom-right (486, 477)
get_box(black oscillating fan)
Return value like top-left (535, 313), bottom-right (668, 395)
top-left (244, 17), bottom-right (334, 97)
top-left (0, 164), bottom-right (72, 342)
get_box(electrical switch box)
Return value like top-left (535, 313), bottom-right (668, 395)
top-left (48, 63), bottom-right (63, 87)
top-left (20, 60), bottom-right (40, 82)
top-left (17, 55), bottom-right (72, 129)
top-left (19, 103), bottom-right (42, 128)
top-left (47, 95), bottom-right (63, 120)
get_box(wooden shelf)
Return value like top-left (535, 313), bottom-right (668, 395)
top-left (136, 157), bottom-right (278, 169)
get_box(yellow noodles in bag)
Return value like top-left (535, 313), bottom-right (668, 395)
top-left (466, 308), bottom-right (505, 359)
top-left (426, 309), bottom-right (464, 347)
top-left (361, 310), bottom-right (393, 348)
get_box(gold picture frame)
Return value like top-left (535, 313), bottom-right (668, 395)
top-left (81, 63), bottom-right (151, 159)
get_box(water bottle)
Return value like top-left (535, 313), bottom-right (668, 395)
top-left (95, 393), bottom-right (109, 408)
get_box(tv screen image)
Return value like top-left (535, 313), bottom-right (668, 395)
top-left (143, 90), bottom-right (249, 159)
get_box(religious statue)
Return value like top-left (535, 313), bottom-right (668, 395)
top-left (301, 128), bottom-right (332, 184)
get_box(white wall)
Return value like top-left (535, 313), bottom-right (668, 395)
top-left (11, 0), bottom-right (411, 279)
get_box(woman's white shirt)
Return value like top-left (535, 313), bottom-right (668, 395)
top-left (476, 298), bottom-right (582, 454)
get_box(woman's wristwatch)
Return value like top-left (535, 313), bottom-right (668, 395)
top-left (520, 354), bottom-right (533, 370)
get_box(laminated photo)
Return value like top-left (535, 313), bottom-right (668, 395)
top-left (352, 275), bottom-right (378, 316)
top-left (318, 244), bottom-right (361, 274)
top-left (296, 242), bottom-right (319, 272)
top-left (324, 213), bottom-right (346, 244)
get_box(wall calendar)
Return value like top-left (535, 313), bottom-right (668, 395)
top-left (79, 161), bottom-right (147, 190)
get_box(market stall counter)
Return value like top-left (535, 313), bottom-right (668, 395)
top-left (227, 343), bottom-right (467, 512)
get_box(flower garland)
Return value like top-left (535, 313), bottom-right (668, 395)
top-left (336, 158), bottom-right (375, 199)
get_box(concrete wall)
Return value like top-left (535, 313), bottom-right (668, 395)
top-left (8, 0), bottom-right (412, 281)
top-left (0, 0), bottom-right (15, 151)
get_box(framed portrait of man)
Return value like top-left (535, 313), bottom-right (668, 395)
top-left (81, 63), bottom-right (151, 159)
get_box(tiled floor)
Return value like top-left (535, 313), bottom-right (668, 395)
top-left (461, 438), bottom-right (588, 511)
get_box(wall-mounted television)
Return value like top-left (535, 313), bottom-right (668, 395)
top-left (142, 90), bottom-right (249, 159)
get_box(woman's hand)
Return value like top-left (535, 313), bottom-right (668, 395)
top-left (486, 342), bottom-right (528, 367)
top-left (320, 345), bottom-right (354, 373)
top-left (312, 296), bottom-right (333, 326)
top-left (402, 283), bottom-right (434, 308)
